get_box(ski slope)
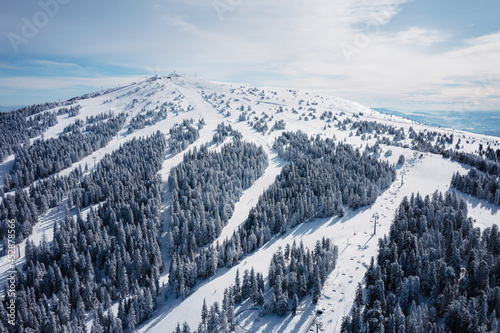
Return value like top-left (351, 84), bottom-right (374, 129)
top-left (1, 75), bottom-right (499, 333)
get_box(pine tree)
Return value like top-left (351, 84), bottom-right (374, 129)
top-left (128, 302), bottom-right (136, 332)
top-left (234, 269), bottom-right (241, 303)
top-left (354, 283), bottom-right (364, 308)
top-left (201, 298), bottom-right (209, 331)
top-left (291, 293), bottom-right (298, 316)
top-left (340, 316), bottom-right (351, 333)
top-left (182, 322), bottom-right (191, 333)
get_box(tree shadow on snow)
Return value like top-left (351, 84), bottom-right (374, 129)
top-left (451, 189), bottom-right (499, 215)
top-left (141, 197), bottom-right (373, 331)
top-left (258, 204), bottom-right (373, 252)
top-left (139, 265), bottom-right (239, 332)
top-left (237, 296), bottom-right (317, 333)
top-left (269, 154), bottom-right (288, 169)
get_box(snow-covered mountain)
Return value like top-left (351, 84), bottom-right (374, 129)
top-left (1, 76), bottom-right (499, 333)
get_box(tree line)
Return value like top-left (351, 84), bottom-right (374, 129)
top-left (0, 167), bottom-right (84, 243)
top-left (1, 113), bottom-right (127, 243)
top-left (172, 237), bottom-right (337, 333)
top-left (168, 131), bottom-right (394, 300)
top-left (347, 119), bottom-right (500, 183)
top-left (0, 102), bottom-right (64, 162)
top-left (212, 122), bottom-right (242, 144)
top-left (56, 105), bottom-right (82, 117)
top-left (168, 140), bottom-right (268, 297)
top-left (6, 113), bottom-right (126, 190)
top-left (451, 168), bottom-right (500, 205)
top-left (444, 150), bottom-right (500, 177)
top-left (127, 107), bottom-right (169, 134)
top-left (169, 118), bottom-right (205, 155)
top-left (0, 132), bottom-right (167, 332)
top-left (341, 191), bottom-right (500, 333)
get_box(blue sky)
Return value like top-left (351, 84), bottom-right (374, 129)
top-left (0, 0), bottom-right (499, 111)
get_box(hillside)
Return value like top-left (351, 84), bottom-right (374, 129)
top-left (0, 75), bottom-right (499, 333)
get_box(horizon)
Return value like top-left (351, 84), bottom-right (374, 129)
top-left (2, 74), bottom-right (500, 139)
top-left (1, 0), bottom-right (500, 111)
top-left (2, 75), bottom-right (500, 114)
top-left (2, 75), bottom-right (500, 113)
top-left (1, 52), bottom-right (500, 333)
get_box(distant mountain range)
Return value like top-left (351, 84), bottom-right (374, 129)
top-left (0, 105), bottom-right (23, 113)
top-left (373, 108), bottom-right (500, 138)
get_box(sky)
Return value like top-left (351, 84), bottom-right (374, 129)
top-left (0, 0), bottom-right (499, 111)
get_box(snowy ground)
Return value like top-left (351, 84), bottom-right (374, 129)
top-left (139, 147), bottom-right (477, 333)
top-left (1, 76), bottom-right (499, 333)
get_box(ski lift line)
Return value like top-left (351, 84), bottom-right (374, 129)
top-left (301, 313), bottom-right (318, 333)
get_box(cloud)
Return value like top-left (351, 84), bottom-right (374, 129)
top-left (0, 62), bottom-right (18, 70)
top-left (164, 16), bottom-right (200, 34)
top-left (31, 60), bottom-right (82, 69)
top-left (0, 75), bottom-right (144, 90)
top-left (393, 27), bottom-right (448, 46)
top-left (0, 0), bottom-right (498, 110)
top-left (262, 27), bottom-right (500, 110)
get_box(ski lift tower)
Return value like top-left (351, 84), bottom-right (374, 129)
top-left (314, 321), bottom-right (323, 333)
top-left (372, 213), bottom-right (379, 235)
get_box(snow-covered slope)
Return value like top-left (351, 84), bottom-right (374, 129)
top-left (1, 75), bottom-right (499, 333)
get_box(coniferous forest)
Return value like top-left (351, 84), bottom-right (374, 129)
top-left (173, 238), bottom-right (338, 333)
top-left (169, 139), bottom-right (268, 253)
top-left (167, 130), bottom-right (395, 303)
top-left (341, 191), bottom-right (500, 333)
top-left (169, 118), bottom-right (204, 155)
top-left (0, 167), bottom-right (84, 243)
top-left (0, 113), bottom-right (127, 244)
top-left (451, 168), bottom-right (500, 205)
top-left (2, 77), bottom-right (500, 333)
top-left (168, 139), bottom-right (268, 297)
top-left (7, 113), bottom-right (126, 190)
top-left (0, 132), bottom-right (167, 332)
top-left (0, 103), bottom-right (69, 162)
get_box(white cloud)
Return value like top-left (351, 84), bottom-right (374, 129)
top-left (1, 0), bottom-right (499, 110)
top-left (260, 27), bottom-right (500, 110)
top-left (0, 62), bottom-right (18, 70)
top-left (31, 60), bottom-right (82, 69)
top-left (394, 27), bottom-right (448, 46)
top-left (165, 16), bottom-right (200, 34)
top-left (0, 75), bottom-right (144, 90)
